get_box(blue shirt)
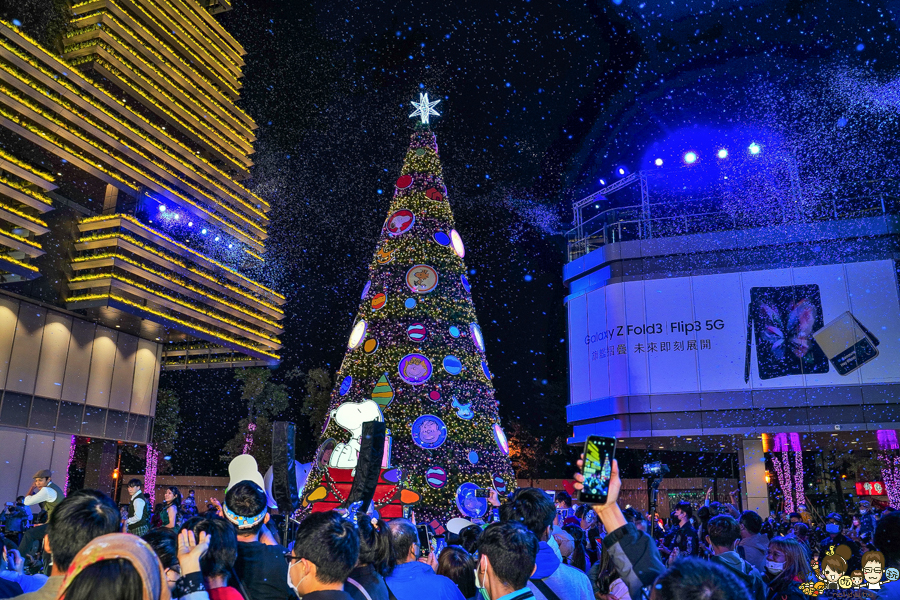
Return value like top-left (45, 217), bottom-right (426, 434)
top-left (385, 561), bottom-right (465, 600)
top-left (497, 589), bottom-right (534, 600)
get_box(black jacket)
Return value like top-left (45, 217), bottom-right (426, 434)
top-left (602, 523), bottom-right (666, 599)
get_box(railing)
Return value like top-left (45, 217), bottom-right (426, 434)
top-left (566, 193), bottom-right (900, 262)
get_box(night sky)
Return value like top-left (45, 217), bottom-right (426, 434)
top-left (164, 0), bottom-right (900, 476)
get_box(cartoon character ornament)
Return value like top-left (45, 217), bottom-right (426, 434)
top-left (411, 415), bottom-right (448, 449)
top-left (328, 400), bottom-right (385, 469)
top-left (399, 354), bottom-right (433, 385)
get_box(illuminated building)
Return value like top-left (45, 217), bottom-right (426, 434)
top-left (0, 1), bottom-right (280, 497)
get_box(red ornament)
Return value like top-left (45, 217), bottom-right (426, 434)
top-left (425, 187), bottom-right (444, 201)
top-left (396, 174), bottom-right (413, 189)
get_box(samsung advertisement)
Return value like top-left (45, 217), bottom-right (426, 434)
top-left (567, 260), bottom-right (900, 404)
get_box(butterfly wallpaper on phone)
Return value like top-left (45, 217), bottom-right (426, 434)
top-left (758, 297), bottom-right (818, 362)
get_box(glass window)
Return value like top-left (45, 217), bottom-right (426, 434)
top-left (105, 410), bottom-right (127, 440)
top-left (0, 392), bottom-right (30, 427)
top-left (29, 397), bottom-right (59, 431)
top-left (57, 402), bottom-right (84, 434)
top-left (81, 407), bottom-right (107, 437)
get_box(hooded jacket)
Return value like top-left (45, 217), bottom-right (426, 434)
top-left (738, 533), bottom-right (770, 573)
top-left (527, 541), bottom-right (593, 600)
top-left (710, 551), bottom-right (767, 600)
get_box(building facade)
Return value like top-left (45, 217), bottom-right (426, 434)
top-left (564, 171), bottom-right (900, 515)
top-left (0, 0), bottom-right (280, 501)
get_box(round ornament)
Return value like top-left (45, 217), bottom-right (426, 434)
top-left (450, 229), bottom-right (465, 258)
top-left (406, 265), bottom-right (439, 294)
top-left (461, 274), bottom-right (471, 293)
top-left (339, 375), bottom-right (352, 396)
top-left (383, 468), bottom-right (402, 483)
top-left (455, 482), bottom-right (488, 518)
top-left (411, 414), bottom-right (447, 449)
top-left (470, 323), bottom-right (485, 352)
top-left (481, 360), bottom-right (492, 380)
top-left (492, 475), bottom-right (507, 494)
top-left (449, 325), bottom-right (461, 338)
top-left (433, 231), bottom-right (451, 246)
top-left (398, 353), bottom-right (433, 385)
top-left (404, 298), bottom-right (417, 309)
top-left (425, 465), bottom-right (448, 488)
top-left (443, 356), bottom-right (462, 375)
top-left (371, 293), bottom-right (386, 311)
top-left (363, 338), bottom-right (379, 354)
top-left (396, 174), bottom-right (413, 189)
top-left (493, 424), bottom-right (509, 455)
top-left (361, 281), bottom-right (371, 300)
top-left (468, 451), bottom-right (480, 465)
top-left (428, 390), bottom-right (441, 401)
top-left (348, 320), bottom-right (367, 349)
top-left (386, 209), bottom-right (415, 236)
top-left (407, 323), bottom-right (427, 343)
top-left (415, 148), bottom-right (426, 157)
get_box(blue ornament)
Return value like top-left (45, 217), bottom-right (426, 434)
top-left (443, 355), bottom-right (462, 375)
top-left (449, 325), bottom-right (460, 338)
top-left (412, 415), bottom-right (448, 449)
top-left (405, 298), bottom-right (417, 309)
top-left (433, 231), bottom-right (451, 246)
top-left (455, 482), bottom-right (487, 518)
top-left (468, 451), bottom-right (479, 464)
top-left (361, 281), bottom-right (371, 299)
top-left (481, 360), bottom-right (492, 380)
top-left (339, 375), bottom-right (352, 396)
top-left (461, 274), bottom-right (471, 293)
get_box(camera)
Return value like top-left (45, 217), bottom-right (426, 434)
top-left (643, 462), bottom-right (670, 476)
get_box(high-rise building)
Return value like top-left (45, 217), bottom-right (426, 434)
top-left (0, 0), bottom-right (281, 498)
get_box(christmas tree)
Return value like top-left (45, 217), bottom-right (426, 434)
top-left (302, 94), bottom-right (515, 527)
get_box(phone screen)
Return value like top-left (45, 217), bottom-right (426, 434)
top-left (578, 436), bottom-right (616, 504)
top-left (416, 524), bottom-right (431, 557)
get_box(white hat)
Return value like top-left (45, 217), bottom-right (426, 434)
top-left (446, 517), bottom-right (476, 535)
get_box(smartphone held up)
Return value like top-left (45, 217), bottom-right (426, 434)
top-left (577, 435), bottom-right (616, 504)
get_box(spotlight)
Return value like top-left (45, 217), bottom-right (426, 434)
top-left (717, 148), bottom-right (729, 159)
top-left (158, 205), bottom-right (166, 212)
top-left (683, 151), bottom-right (697, 164)
top-left (201, 228), bottom-right (208, 234)
top-left (749, 143), bottom-right (761, 155)
top-left (599, 179), bottom-right (606, 186)
top-left (654, 158), bottom-right (663, 166)
top-left (616, 166), bottom-right (630, 177)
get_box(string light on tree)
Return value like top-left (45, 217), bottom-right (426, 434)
top-left (301, 94), bottom-right (515, 526)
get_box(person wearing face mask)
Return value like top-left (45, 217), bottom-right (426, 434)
top-left (285, 511), bottom-right (359, 600)
top-left (704, 515), bottom-right (767, 600)
top-left (859, 501), bottom-right (878, 542)
top-left (762, 538), bottom-right (809, 600)
top-left (384, 519), bottom-right (465, 600)
top-left (474, 522), bottom-right (539, 600)
top-left (819, 513), bottom-right (861, 572)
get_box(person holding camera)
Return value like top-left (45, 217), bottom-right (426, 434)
top-left (2, 500), bottom-right (27, 546)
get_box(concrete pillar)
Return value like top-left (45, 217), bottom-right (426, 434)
top-left (83, 440), bottom-right (118, 497)
top-left (737, 436), bottom-right (770, 518)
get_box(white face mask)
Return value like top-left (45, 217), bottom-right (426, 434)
top-left (287, 560), bottom-right (304, 598)
top-left (473, 567), bottom-right (490, 600)
top-left (766, 560), bottom-right (784, 575)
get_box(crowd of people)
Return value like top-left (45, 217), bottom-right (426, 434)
top-left (1, 463), bottom-right (900, 600)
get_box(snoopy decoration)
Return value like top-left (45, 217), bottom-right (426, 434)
top-left (328, 399), bottom-right (387, 469)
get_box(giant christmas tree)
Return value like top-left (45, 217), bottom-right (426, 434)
top-left (302, 94), bottom-right (515, 527)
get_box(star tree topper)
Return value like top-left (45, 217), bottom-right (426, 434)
top-left (409, 92), bottom-right (441, 125)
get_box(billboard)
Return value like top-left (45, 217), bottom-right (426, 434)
top-left (567, 260), bottom-right (900, 404)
